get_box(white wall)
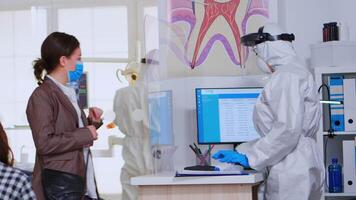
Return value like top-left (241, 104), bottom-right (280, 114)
top-left (328, 0), bottom-right (356, 41)
top-left (278, 0), bottom-right (356, 69)
top-left (278, 0), bottom-right (329, 68)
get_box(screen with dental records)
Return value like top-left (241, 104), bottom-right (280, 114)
top-left (196, 87), bottom-right (262, 144)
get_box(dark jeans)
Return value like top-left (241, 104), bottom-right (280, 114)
top-left (44, 194), bottom-right (99, 200)
top-left (45, 192), bottom-right (83, 200)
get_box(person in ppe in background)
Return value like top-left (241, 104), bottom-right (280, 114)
top-left (113, 59), bottom-right (153, 200)
top-left (213, 23), bottom-right (324, 200)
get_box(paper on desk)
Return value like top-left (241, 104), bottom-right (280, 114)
top-left (176, 170), bottom-right (245, 175)
top-left (175, 170), bottom-right (248, 177)
top-left (215, 163), bottom-right (244, 172)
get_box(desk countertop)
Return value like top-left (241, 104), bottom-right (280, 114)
top-left (131, 172), bottom-right (264, 186)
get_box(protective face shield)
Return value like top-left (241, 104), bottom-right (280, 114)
top-left (68, 61), bottom-right (84, 82)
top-left (116, 62), bottom-right (142, 86)
top-left (241, 26), bottom-right (295, 47)
top-left (253, 46), bottom-right (274, 74)
top-left (241, 23), bottom-right (296, 74)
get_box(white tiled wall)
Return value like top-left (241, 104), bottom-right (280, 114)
top-left (58, 7), bottom-right (94, 57)
top-left (13, 10), bottom-right (34, 56)
top-left (58, 6), bottom-right (129, 58)
top-left (14, 56), bottom-right (38, 125)
top-left (0, 9), bottom-right (44, 127)
top-left (93, 7), bottom-right (128, 58)
top-left (0, 58), bottom-right (15, 104)
top-left (0, 11), bottom-right (13, 57)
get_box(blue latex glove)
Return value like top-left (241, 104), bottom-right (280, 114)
top-left (212, 150), bottom-right (250, 167)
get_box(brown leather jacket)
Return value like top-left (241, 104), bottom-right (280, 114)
top-left (26, 77), bottom-right (95, 200)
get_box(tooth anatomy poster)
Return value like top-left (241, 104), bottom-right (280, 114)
top-left (159, 0), bottom-right (276, 77)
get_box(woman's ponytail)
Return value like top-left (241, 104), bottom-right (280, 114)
top-left (33, 58), bottom-right (47, 85)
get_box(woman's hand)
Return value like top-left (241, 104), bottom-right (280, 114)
top-left (87, 125), bottom-right (98, 140)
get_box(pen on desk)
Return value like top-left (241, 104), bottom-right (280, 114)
top-left (208, 144), bottom-right (215, 154)
top-left (189, 145), bottom-right (198, 155)
top-left (193, 143), bottom-right (202, 154)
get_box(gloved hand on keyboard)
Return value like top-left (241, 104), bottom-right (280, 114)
top-left (212, 150), bottom-right (250, 168)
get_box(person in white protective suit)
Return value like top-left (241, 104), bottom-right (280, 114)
top-left (213, 23), bottom-right (325, 200)
top-left (113, 60), bottom-right (153, 200)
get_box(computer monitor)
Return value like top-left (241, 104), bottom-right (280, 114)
top-left (148, 91), bottom-right (174, 145)
top-left (196, 87), bottom-right (263, 144)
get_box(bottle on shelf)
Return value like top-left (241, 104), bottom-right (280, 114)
top-left (328, 158), bottom-right (343, 193)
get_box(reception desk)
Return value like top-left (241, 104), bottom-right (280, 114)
top-left (131, 172), bottom-right (264, 200)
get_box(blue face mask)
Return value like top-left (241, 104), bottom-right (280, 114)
top-left (68, 61), bottom-right (84, 82)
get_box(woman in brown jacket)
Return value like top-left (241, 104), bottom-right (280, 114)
top-left (26, 32), bottom-right (103, 200)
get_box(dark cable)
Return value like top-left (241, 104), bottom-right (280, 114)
top-left (319, 83), bottom-right (336, 191)
top-left (318, 84), bottom-right (330, 97)
top-left (318, 84), bottom-right (335, 134)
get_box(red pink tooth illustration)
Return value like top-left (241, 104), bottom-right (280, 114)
top-left (168, 0), bottom-right (269, 69)
top-left (191, 0), bottom-right (243, 69)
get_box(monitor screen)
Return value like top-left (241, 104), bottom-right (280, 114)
top-left (196, 87), bottom-right (262, 144)
top-left (148, 91), bottom-right (173, 145)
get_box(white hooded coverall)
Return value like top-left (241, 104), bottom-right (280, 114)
top-left (114, 79), bottom-right (153, 200)
top-left (237, 24), bottom-right (325, 200)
